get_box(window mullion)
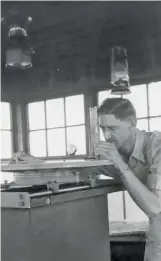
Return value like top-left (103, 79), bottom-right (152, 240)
top-left (10, 103), bottom-right (17, 153)
top-left (27, 94), bottom-right (87, 158)
top-left (26, 104), bottom-right (31, 154)
top-left (146, 83), bottom-right (150, 131)
top-left (9, 103), bottom-right (13, 132)
top-left (87, 89), bottom-right (98, 156)
top-left (64, 98), bottom-right (67, 156)
top-left (44, 101), bottom-right (48, 157)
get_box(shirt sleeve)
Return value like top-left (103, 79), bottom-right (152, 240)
top-left (146, 131), bottom-right (161, 196)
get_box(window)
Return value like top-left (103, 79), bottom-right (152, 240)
top-left (1, 102), bottom-right (12, 159)
top-left (123, 84), bottom-right (149, 131)
top-left (137, 119), bottom-right (148, 131)
top-left (98, 81), bottom-right (161, 133)
top-left (149, 82), bottom-right (161, 116)
top-left (148, 81), bottom-right (161, 131)
top-left (108, 192), bottom-right (125, 221)
top-left (124, 191), bottom-right (148, 222)
top-left (125, 84), bottom-right (148, 118)
top-left (98, 89), bottom-right (121, 107)
top-left (149, 117), bottom-right (161, 132)
top-left (28, 94), bottom-right (86, 157)
top-left (124, 81), bottom-right (161, 132)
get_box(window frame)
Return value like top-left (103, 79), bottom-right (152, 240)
top-left (97, 81), bottom-right (161, 137)
top-left (27, 93), bottom-right (88, 160)
top-left (1, 102), bottom-right (13, 161)
top-left (1, 79), bottom-right (160, 162)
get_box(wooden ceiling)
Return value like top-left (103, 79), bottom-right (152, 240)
top-left (1, 1), bottom-right (161, 100)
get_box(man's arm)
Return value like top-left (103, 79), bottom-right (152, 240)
top-left (118, 164), bottom-right (161, 218)
top-left (118, 131), bottom-right (161, 218)
top-left (95, 133), bottom-right (161, 218)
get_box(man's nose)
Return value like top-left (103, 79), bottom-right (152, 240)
top-left (104, 130), bottom-right (112, 141)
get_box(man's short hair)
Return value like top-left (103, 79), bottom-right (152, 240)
top-left (97, 97), bottom-right (136, 120)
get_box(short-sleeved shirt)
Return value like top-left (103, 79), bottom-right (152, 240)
top-left (80, 129), bottom-right (161, 260)
top-left (128, 129), bottom-right (161, 261)
top-left (128, 129), bottom-right (161, 194)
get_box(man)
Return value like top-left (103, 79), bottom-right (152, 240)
top-left (95, 97), bottom-right (161, 261)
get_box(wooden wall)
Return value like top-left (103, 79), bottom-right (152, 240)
top-left (1, 34), bottom-right (161, 103)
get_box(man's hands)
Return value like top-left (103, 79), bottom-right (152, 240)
top-left (95, 141), bottom-right (129, 174)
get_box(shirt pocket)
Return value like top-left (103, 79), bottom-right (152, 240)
top-left (129, 159), bottom-right (148, 183)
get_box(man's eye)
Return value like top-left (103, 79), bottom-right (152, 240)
top-left (101, 127), bottom-right (117, 131)
top-left (110, 127), bottom-right (116, 131)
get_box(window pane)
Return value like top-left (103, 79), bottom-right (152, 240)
top-left (0, 172), bottom-right (14, 184)
top-left (108, 192), bottom-right (124, 221)
top-left (47, 128), bottom-right (66, 156)
top-left (65, 95), bottom-right (85, 126)
top-left (124, 85), bottom-right (147, 118)
top-left (1, 102), bottom-right (11, 129)
top-left (99, 127), bottom-right (105, 141)
top-left (28, 102), bottom-right (45, 130)
top-left (29, 130), bottom-right (46, 157)
top-left (98, 90), bottom-right (121, 106)
top-left (149, 117), bottom-right (161, 131)
top-left (67, 125), bottom-right (86, 155)
top-left (1, 131), bottom-right (12, 158)
top-left (137, 119), bottom-right (148, 131)
top-left (125, 191), bottom-right (148, 221)
top-left (149, 81), bottom-right (161, 116)
top-left (46, 98), bottom-right (65, 128)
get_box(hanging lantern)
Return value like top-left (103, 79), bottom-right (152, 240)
top-left (2, 9), bottom-right (34, 70)
top-left (5, 44), bottom-right (34, 69)
top-left (8, 20), bottom-right (32, 40)
top-left (110, 46), bottom-right (131, 95)
top-left (2, 9), bottom-right (32, 40)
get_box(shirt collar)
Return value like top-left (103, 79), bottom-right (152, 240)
top-left (129, 129), bottom-right (146, 164)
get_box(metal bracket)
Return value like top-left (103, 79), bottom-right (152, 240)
top-left (1, 192), bottom-right (30, 208)
top-left (47, 181), bottom-right (59, 193)
top-left (88, 175), bottom-right (96, 188)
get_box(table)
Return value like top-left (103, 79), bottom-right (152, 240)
top-left (1, 181), bottom-right (122, 261)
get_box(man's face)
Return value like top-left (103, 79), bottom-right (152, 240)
top-left (99, 114), bottom-right (135, 150)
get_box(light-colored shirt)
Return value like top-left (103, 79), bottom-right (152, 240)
top-left (128, 129), bottom-right (161, 195)
top-left (81, 129), bottom-right (161, 260)
top-left (127, 129), bottom-right (161, 261)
